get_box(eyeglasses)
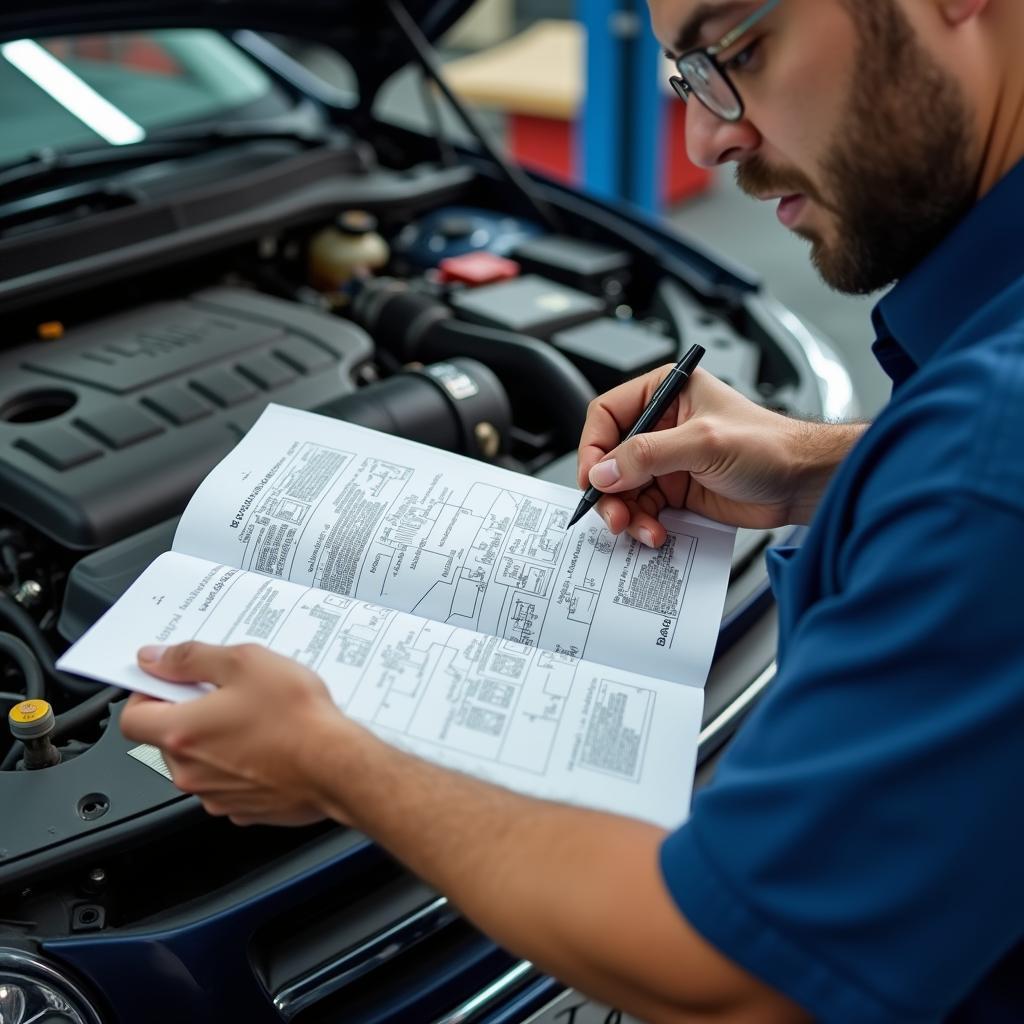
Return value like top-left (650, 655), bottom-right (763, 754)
top-left (669, 0), bottom-right (781, 123)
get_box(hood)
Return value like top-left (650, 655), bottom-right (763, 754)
top-left (0, 1), bottom-right (473, 95)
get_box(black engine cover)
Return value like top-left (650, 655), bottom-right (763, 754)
top-left (0, 288), bottom-right (372, 549)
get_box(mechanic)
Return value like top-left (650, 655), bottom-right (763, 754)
top-left (120, 0), bottom-right (1024, 1020)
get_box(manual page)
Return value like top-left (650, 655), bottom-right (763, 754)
top-left (58, 551), bottom-right (705, 829)
top-left (172, 405), bottom-right (735, 686)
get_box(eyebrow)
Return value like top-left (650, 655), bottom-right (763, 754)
top-left (668, 1), bottom-right (754, 57)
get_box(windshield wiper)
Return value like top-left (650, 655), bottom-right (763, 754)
top-left (0, 123), bottom-right (334, 199)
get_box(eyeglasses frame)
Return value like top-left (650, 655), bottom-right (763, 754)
top-left (669, 0), bottom-right (782, 123)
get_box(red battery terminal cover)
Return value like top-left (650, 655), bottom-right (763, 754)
top-left (437, 252), bottom-right (521, 287)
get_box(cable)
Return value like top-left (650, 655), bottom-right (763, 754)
top-left (52, 686), bottom-right (124, 740)
top-left (0, 591), bottom-right (102, 696)
top-left (419, 68), bottom-right (458, 168)
top-left (386, 0), bottom-right (561, 232)
top-left (0, 631), bottom-right (45, 699)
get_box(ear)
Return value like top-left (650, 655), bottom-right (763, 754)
top-left (934, 0), bottom-right (989, 26)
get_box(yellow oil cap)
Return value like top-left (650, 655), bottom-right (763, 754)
top-left (9, 699), bottom-right (55, 740)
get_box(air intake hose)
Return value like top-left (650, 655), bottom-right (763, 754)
top-left (352, 279), bottom-right (595, 449)
top-left (315, 357), bottom-right (512, 461)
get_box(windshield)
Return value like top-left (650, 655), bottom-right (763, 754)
top-left (0, 30), bottom-right (284, 163)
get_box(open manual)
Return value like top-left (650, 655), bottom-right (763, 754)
top-left (58, 404), bottom-right (736, 829)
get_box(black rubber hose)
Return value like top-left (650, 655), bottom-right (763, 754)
top-left (0, 591), bottom-right (101, 696)
top-left (352, 281), bottom-right (596, 448)
top-left (416, 319), bottom-right (595, 446)
top-left (0, 631), bottom-right (45, 699)
top-left (1, 686), bottom-right (124, 771)
top-left (0, 545), bottom-right (18, 584)
top-left (52, 686), bottom-right (124, 740)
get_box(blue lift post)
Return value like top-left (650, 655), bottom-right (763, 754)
top-left (577, 0), bottom-right (666, 214)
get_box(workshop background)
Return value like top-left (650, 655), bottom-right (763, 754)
top-left (296, 0), bottom-right (890, 416)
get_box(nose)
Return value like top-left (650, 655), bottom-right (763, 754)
top-left (684, 98), bottom-right (761, 168)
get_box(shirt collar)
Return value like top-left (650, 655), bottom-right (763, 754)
top-left (872, 155), bottom-right (1024, 380)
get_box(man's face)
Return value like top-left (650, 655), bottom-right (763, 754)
top-left (652, 0), bottom-right (978, 294)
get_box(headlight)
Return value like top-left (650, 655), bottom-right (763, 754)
top-left (0, 948), bottom-right (102, 1024)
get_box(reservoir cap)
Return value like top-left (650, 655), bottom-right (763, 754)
top-left (9, 699), bottom-right (55, 740)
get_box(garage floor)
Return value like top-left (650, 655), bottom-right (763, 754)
top-left (670, 173), bottom-right (891, 417)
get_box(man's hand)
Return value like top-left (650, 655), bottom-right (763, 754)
top-left (578, 367), bottom-right (865, 546)
top-left (121, 639), bottom-right (805, 1021)
top-left (121, 642), bottom-right (357, 827)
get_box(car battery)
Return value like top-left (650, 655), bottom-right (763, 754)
top-left (511, 235), bottom-right (632, 300)
top-left (551, 317), bottom-right (678, 392)
top-left (449, 274), bottom-right (606, 339)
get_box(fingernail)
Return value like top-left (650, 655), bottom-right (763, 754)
top-left (589, 459), bottom-right (620, 489)
top-left (638, 528), bottom-right (655, 548)
top-left (138, 645), bottom-right (167, 663)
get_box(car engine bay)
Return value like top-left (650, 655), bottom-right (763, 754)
top-left (0, 82), bottom-right (846, 1021)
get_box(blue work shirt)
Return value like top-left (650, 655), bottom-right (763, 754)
top-left (661, 157), bottom-right (1024, 1023)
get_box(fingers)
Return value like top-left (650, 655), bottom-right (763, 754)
top-left (124, 692), bottom-right (161, 712)
top-left (200, 791), bottom-right (325, 827)
top-left (593, 494), bottom-right (631, 534)
top-left (122, 646), bottom-right (233, 750)
top-left (577, 367), bottom-right (677, 488)
top-left (577, 442), bottom-right (613, 490)
top-left (136, 640), bottom-right (283, 688)
top-left (627, 490), bottom-right (669, 548)
top-left (137, 640), bottom-right (234, 684)
top-left (593, 490), bottom-right (668, 548)
top-left (619, 494), bottom-right (668, 548)
top-left (226, 810), bottom-right (325, 828)
top-left (121, 692), bottom-right (186, 748)
top-left (579, 368), bottom-right (732, 493)
top-left (592, 420), bottom-right (720, 495)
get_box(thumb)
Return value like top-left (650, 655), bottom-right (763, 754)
top-left (137, 640), bottom-right (237, 686)
top-left (588, 427), bottom-right (702, 493)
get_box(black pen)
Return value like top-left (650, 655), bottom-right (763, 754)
top-left (567, 344), bottom-right (706, 529)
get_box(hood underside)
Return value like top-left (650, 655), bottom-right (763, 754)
top-left (0, 1), bottom-right (472, 91)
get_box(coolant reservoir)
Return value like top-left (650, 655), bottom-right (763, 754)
top-left (309, 210), bottom-right (390, 292)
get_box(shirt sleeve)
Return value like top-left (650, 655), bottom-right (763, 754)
top-left (661, 491), bottom-right (1024, 1023)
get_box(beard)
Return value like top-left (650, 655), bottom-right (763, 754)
top-left (736, 0), bottom-right (977, 295)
